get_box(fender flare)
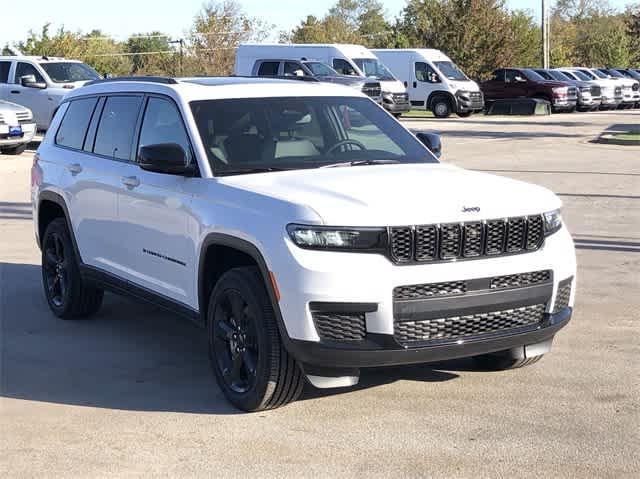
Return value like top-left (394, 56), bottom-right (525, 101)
top-left (427, 91), bottom-right (458, 112)
top-left (197, 233), bottom-right (292, 343)
top-left (37, 191), bottom-right (83, 261)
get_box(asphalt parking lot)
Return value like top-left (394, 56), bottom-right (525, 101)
top-left (1, 110), bottom-right (638, 477)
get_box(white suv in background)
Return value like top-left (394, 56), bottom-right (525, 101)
top-left (32, 76), bottom-right (576, 411)
top-left (0, 56), bottom-right (101, 129)
top-left (0, 99), bottom-right (36, 154)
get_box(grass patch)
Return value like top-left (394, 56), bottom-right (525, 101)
top-left (403, 109), bottom-right (434, 118)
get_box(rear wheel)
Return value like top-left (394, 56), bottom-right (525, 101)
top-left (208, 266), bottom-right (303, 411)
top-left (472, 351), bottom-right (544, 370)
top-left (41, 218), bottom-right (104, 319)
top-left (431, 97), bottom-right (452, 118)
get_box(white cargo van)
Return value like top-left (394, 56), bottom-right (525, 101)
top-left (372, 49), bottom-right (484, 118)
top-left (236, 44), bottom-right (410, 115)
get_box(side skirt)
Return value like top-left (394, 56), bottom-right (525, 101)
top-left (80, 264), bottom-right (202, 326)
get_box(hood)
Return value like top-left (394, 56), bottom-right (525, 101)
top-left (540, 80), bottom-right (571, 88)
top-left (0, 100), bottom-right (31, 114)
top-left (319, 75), bottom-right (370, 87)
top-left (447, 80), bottom-right (480, 92)
top-left (379, 79), bottom-right (407, 94)
top-left (220, 164), bottom-right (560, 226)
top-left (52, 80), bottom-right (92, 91)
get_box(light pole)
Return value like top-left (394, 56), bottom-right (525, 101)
top-left (169, 39), bottom-right (184, 76)
top-left (542, 0), bottom-right (550, 68)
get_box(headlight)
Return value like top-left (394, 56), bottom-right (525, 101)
top-left (287, 224), bottom-right (387, 252)
top-left (543, 209), bottom-right (562, 236)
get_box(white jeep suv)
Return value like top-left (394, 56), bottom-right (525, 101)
top-left (32, 76), bottom-right (576, 411)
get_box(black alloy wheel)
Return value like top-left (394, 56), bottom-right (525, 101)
top-left (43, 231), bottom-right (68, 308)
top-left (212, 289), bottom-right (259, 394)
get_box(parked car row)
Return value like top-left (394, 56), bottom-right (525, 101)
top-left (480, 66), bottom-right (640, 112)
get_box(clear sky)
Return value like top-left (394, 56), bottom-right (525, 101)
top-left (1, 0), bottom-right (635, 47)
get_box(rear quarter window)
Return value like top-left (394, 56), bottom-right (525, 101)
top-left (257, 62), bottom-right (279, 76)
top-left (0, 61), bottom-right (11, 83)
top-left (55, 98), bottom-right (99, 150)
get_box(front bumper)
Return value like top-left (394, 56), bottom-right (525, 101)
top-left (382, 94), bottom-right (411, 113)
top-left (456, 92), bottom-right (485, 112)
top-left (274, 226), bottom-right (576, 364)
top-left (288, 307), bottom-right (571, 368)
top-left (0, 123), bottom-right (36, 147)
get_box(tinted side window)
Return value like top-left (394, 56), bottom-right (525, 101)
top-left (16, 62), bottom-right (45, 83)
top-left (94, 96), bottom-right (143, 160)
top-left (332, 59), bottom-right (356, 76)
top-left (491, 70), bottom-right (505, 82)
top-left (0, 61), bottom-right (11, 83)
top-left (415, 62), bottom-right (439, 83)
top-left (55, 98), bottom-right (98, 150)
top-left (257, 62), bottom-right (279, 76)
top-left (138, 97), bottom-right (191, 162)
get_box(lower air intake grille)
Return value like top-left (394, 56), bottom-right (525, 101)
top-left (394, 304), bottom-right (546, 345)
top-left (312, 312), bottom-right (366, 341)
top-left (394, 281), bottom-right (466, 301)
top-left (490, 270), bottom-right (552, 290)
top-left (553, 277), bottom-right (573, 313)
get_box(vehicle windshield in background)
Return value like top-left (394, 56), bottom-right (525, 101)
top-left (548, 70), bottom-right (570, 81)
top-left (190, 96), bottom-right (436, 176)
top-left (433, 61), bottom-right (468, 81)
top-left (353, 58), bottom-right (396, 81)
top-left (40, 62), bottom-right (100, 83)
top-left (590, 69), bottom-right (608, 79)
top-left (522, 69), bottom-right (546, 81)
top-left (569, 70), bottom-right (590, 81)
top-left (602, 69), bottom-right (624, 79)
top-left (534, 70), bottom-right (554, 80)
top-left (304, 62), bottom-right (338, 77)
top-left (577, 69), bottom-right (596, 80)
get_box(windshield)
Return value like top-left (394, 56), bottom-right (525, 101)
top-left (304, 62), bottom-right (337, 77)
top-left (522, 69), bottom-right (546, 81)
top-left (533, 69), bottom-right (554, 80)
top-left (190, 96), bottom-right (436, 175)
top-left (590, 69), bottom-right (608, 79)
top-left (577, 69), bottom-right (596, 80)
top-left (40, 62), bottom-right (100, 83)
top-left (433, 61), bottom-right (468, 81)
top-left (603, 69), bottom-right (624, 79)
top-left (352, 58), bottom-right (395, 81)
top-left (548, 70), bottom-right (570, 81)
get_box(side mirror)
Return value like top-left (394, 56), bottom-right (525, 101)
top-left (21, 75), bottom-right (47, 89)
top-left (515, 76), bottom-right (526, 83)
top-left (429, 73), bottom-right (441, 83)
top-left (415, 132), bottom-right (442, 159)
top-left (103, 73), bottom-right (113, 79)
top-left (138, 143), bottom-right (196, 176)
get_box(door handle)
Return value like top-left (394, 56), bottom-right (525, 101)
top-left (10, 90), bottom-right (20, 94)
top-left (67, 163), bottom-right (82, 175)
top-left (413, 81), bottom-right (417, 88)
top-left (403, 81), bottom-right (408, 88)
top-left (121, 176), bottom-right (140, 188)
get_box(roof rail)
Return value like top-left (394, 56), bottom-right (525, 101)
top-left (84, 76), bottom-right (178, 86)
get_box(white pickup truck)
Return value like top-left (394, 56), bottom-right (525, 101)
top-left (0, 56), bottom-right (101, 130)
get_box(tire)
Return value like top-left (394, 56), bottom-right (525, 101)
top-left (431, 97), bottom-right (452, 118)
top-left (41, 218), bottom-right (104, 319)
top-left (392, 113), bottom-right (402, 119)
top-left (457, 111), bottom-right (472, 118)
top-left (472, 351), bottom-right (544, 371)
top-left (1, 144), bottom-right (27, 155)
top-left (207, 266), bottom-right (304, 411)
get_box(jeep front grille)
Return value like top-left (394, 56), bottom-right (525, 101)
top-left (394, 304), bottom-right (545, 346)
top-left (362, 83), bottom-right (381, 98)
top-left (591, 85), bottom-right (601, 97)
top-left (389, 215), bottom-right (545, 264)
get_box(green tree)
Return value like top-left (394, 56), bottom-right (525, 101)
top-left (125, 32), bottom-right (176, 75)
top-left (626, 3), bottom-right (640, 64)
top-left (185, 0), bottom-right (272, 76)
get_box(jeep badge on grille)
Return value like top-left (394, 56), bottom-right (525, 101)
top-left (462, 206), bottom-right (481, 213)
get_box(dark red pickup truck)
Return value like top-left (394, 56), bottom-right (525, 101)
top-left (481, 68), bottom-right (578, 112)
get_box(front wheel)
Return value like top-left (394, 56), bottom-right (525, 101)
top-left (1, 144), bottom-right (27, 155)
top-left (208, 266), bottom-right (304, 411)
top-left (431, 97), bottom-right (452, 118)
top-left (457, 111), bottom-right (472, 118)
top-left (472, 351), bottom-right (544, 371)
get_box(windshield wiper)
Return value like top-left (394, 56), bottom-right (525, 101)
top-left (320, 159), bottom-right (401, 169)
top-left (216, 166), bottom-right (289, 176)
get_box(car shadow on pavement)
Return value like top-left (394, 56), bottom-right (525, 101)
top-left (1, 262), bottom-right (466, 413)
